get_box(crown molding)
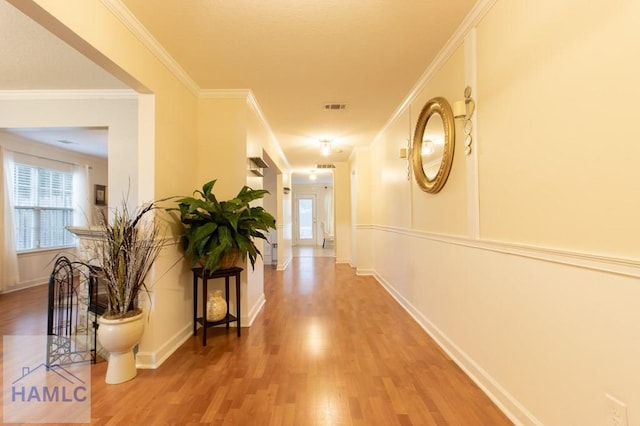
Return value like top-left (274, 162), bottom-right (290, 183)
top-left (199, 89), bottom-right (252, 99)
top-left (377, 0), bottom-right (497, 140)
top-left (246, 91), bottom-right (291, 171)
top-left (100, 0), bottom-right (200, 96)
top-left (0, 89), bottom-right (138, 100)
top-left (199, 89), bottom-right (291, 171)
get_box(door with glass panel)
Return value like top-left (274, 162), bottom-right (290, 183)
top-left (295, 194), bottom-right (316, 246)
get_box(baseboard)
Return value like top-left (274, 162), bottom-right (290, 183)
top-left (134, 293), bottom-right (266, 369)
top-left (277, 255), bottom-right (292, 271)
top-left (136, 323), bottom-right (193, 369)
top-left (1, 280), bottom-right (47, 294)
top-left (373, 272), bottom-right (541, 426)
top-left (244, 292), bottom-right (266, 326)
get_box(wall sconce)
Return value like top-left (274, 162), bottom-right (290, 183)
top-left (454, 86), bottom-right (476, 156)
top-left (309, 170), bottom-right (317, 181)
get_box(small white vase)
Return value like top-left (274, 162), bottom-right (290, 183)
top-left (206, 290), bottom-right (228, 322)
top-left (97, 311), bottom-right (145, 384)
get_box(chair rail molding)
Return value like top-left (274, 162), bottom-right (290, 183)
top-left (373, 224), bottom-right (640, 278)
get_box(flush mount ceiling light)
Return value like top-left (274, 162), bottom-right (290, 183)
top-left (320, 140), bottom-right (332, 156)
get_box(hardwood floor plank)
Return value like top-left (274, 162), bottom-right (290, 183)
top-left (0, 257), bottom-right (512, 425)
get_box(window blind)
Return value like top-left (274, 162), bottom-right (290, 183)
top-left (13, 162), bottom-right (75, 251)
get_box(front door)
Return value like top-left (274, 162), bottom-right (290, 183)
top-left (295, 194), bottom-right (316, 246)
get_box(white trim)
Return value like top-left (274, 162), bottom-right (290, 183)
top-left (136, 323), bottom-right (192, 369)
top-left (355, 223), bottom-right (375, 230)
top-left (0, 280), bottom-right (47, 294)
top-left (246, 91), bottom-right (291, 171)
top-left (374, 271), bottom-right (541, 426)
top-left (100, 0), bottom-right (200, 95)
top-left (277, 255), bottom-right (292, 271)
top-left (0, 89), bottom-right (137, 100)
top-left (374, 225), bottom-right (640, 278)
top-left (199, 89), bottom-right (291, 171)
top-left (375, 0), bottom-right (497, 141)
top-left (244, 293), bottom-right (266, 326)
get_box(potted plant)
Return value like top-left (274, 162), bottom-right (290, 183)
top-left (79, 200), bottom-right (163, 384)
top-left (174, 179), bottom-right (276, 273)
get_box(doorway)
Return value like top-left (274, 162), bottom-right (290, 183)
top-left (295, 194), bottom-right (316, 246)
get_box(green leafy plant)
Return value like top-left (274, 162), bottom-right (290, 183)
top-left (80, 201), bottom-right (164, 319)
top-left (174, 179), bottom-right (276, 273)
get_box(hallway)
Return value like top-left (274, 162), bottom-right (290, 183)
top-left (292, 244), bottom-right (335, 258)
top-left (0, 257), bottom-right (511, 425)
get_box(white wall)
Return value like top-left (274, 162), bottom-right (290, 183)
top-left (357, 0), bottom-right (640, 424)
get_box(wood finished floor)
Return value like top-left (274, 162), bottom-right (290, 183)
top-left (0, 257), bottom-right (512, 425)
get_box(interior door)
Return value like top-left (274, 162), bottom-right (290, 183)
top-left (295, 194), bottom-right (316, 246)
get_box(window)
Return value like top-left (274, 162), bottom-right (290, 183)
top-left (13, 163), bottom-right (75, 251)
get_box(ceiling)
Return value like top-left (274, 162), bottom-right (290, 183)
top-left (0, 0), bottom-right (475, 179)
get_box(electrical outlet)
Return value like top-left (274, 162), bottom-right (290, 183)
top-left (606, 394), bottom-right (628, 426)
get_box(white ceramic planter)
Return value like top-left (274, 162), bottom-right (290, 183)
top-left (97, 311), bottom-right (145, 384)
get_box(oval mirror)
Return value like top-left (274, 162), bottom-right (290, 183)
top-left (412, 97), bottom-right (455, 193)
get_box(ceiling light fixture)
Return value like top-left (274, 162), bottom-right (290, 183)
top-left (320, 140), bottom-right (332, 156)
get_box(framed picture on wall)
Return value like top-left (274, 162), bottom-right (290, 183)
top-left (95, 184), bottom-right (107, 206)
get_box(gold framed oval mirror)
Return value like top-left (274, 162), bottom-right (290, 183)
top-left (412, 96), bottom-right (455, 193)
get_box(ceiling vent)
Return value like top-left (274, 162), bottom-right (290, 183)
top-left (316, 163), bottom-right (336, 169)
top-left (323, 103), bottom-right (347, 111)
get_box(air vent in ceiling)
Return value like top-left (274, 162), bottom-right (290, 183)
top-left (323, 103), bottom-right (347, 111)
top-left (316, 163), bottom-right (336, 169)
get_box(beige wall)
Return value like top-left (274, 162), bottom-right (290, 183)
top-left (333, 162), bottom-right (351, 264)
top-left (410, 46), bottom-right (468, 235)
top-left (362, 0), bottom-right (640, 424)
top-left (247, 97), bottom-right (293, 270)
top-left (371, 109), bottom-right (412, 229)
top-left (350, 148), bottom-right (373, 273)
top-left (17, 0), bottom-right (200, 368)
top-left (14, 0), bottom-right (640, 423)
top-left (478, 0), bottom-right (640, 257)
top-left (196, 97), bottom-right (248, 196)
